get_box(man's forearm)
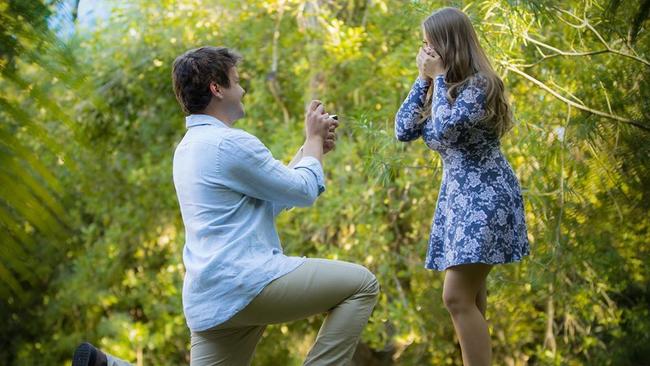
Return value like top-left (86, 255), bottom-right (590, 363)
top-left (302, 136), bottom-right (324, 165)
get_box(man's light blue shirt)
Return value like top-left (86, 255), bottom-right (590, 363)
top-left (172, 114), bottom-right (325, 332)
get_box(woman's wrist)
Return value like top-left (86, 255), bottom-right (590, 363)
top-left (417, 76), bottom-right (432, 86)
top-left (418, 73), bottom-right (432, 82)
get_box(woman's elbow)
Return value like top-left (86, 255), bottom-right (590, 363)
top-left (395, 115), bottom-right (421, 141)
top-left (395, 124), bottom-right (409, 142)
top-left (396, 131), bottom-right (413, 142)
top-left (395, 127), bottom-right (419, 142)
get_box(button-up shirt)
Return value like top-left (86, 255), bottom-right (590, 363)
top-left (173, 114), bottom-right (325, 331)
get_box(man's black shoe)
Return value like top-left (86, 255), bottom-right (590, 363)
top-left (72, 342), bottom-right (108, 366)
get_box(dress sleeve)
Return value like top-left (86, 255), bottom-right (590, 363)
top-left (395, 77), bottom-right (431, 142)
top-left (431, 74), bottom-right (488, 142)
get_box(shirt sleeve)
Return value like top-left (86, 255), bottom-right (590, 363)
top-left (395, 77), bottom-right (431, 142)
top-left (431, 74), bottom-right (488, 142)
top-left (218, 132), bottom-right (326, 208)
top-left (271, 156), bottom-right (326, 216)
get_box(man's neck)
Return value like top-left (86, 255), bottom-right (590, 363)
top-left (201, 108), bottom-right (234, 127)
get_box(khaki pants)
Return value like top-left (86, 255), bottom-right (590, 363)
top-left (190, 258), bottom-right (380, 366)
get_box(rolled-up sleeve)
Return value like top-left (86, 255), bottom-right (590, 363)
top-left (272, 156), bottom-right (326, 216)
top-left (218, 132), bottom-right (326, 208)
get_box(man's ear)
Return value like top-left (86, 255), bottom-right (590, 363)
top-left (209, 82), bottom-right (223, 99)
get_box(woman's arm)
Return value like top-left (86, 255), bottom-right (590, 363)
top-left (431, 74), bottom-right (488, 142)
top-left (395, 77), bottom-right (430, 142)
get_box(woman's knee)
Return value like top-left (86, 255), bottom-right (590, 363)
top-left (442, 288), bottom-right (474, 315)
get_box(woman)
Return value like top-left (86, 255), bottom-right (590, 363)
top-left (394, 8), bottom-right (530, 366)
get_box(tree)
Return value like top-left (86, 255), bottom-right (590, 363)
top-left (1, 0), bottom-right (648, 365)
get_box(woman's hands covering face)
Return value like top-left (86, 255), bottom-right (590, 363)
top-left (417, 45), bottom-right (445, 80)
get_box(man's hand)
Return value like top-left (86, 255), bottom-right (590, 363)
top-left (305, 100), bottom-right (331, 143)
top-left (323, 116), bottom-right (339, 154)
top-left (305, 100), bottom-right (339, 154)
top-left (302, 100), bottom-right (334, 164)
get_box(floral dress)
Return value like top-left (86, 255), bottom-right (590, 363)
top-left (395, 74), bottom-right (530, 271)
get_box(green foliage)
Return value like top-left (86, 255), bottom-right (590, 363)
top-left (1, 0), bottom-right (649, 365)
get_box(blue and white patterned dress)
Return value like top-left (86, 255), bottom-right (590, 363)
top-left (395, 74), bottom-right (529, 271)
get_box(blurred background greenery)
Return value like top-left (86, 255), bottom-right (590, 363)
top-left (1, 0), bottom-right (649, 365)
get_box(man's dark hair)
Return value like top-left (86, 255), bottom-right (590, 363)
top-left (171, 46), bottom-right (242, 115)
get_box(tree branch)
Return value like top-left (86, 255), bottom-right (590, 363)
top-left (267, 0), bottom-right (291, 125)
top-left (516, 34), bottom-right (610, 68)
top-left (503, 63), bottom-right (650, 132)
top-left (554, 8), bottom-right (650, 67)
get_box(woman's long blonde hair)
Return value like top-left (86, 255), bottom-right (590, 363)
top-left (420, 7), bottom-right (512, 138)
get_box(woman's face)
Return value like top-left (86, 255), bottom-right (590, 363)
top-left (421, 28), bottom-right (436, 57)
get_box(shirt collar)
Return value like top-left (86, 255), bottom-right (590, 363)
top-left (185, 114), bottom-right (229, 129)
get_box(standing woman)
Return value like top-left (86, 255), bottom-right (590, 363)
top-left (394, 7), bottom-right (529, 366)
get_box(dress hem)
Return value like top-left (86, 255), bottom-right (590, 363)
top-left (425, 253), bottom-right (529, 272)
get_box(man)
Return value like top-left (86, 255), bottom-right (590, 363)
top-left (173, 45), bottom-right (379, 366)
top-left (74, 46), bottom-right (378, 366)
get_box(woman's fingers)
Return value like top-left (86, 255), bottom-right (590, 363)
top-left (417, 48), bottom-right (426, 62)
top-left (423, 44), bottom-right (439, 58)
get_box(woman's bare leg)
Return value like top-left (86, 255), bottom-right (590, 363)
top-left (443, 263), bottom-right (492, 366)
top-left (475, 279), bottom-right (487, 318)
